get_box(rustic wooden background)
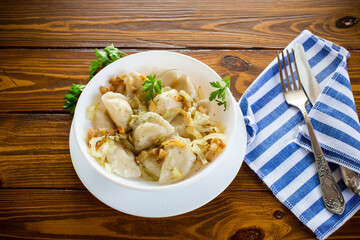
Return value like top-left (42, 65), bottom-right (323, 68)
top-left (0, 0), bottom-right (359, 239)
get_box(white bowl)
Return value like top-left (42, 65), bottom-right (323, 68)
top-left (73, 51), bottom-right (245, 192)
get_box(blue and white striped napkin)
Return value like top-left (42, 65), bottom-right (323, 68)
top-left (239, 30), bottom-right (360, 240)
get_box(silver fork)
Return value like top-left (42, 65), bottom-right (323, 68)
top-left (277, 49), bottom-right (345, 215)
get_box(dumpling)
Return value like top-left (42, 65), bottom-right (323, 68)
top-left (196, 99), bottom-right (211, 112)
top-left (149, 68), bottom-right (178, 87)
top-left (101, 92), bottom-right (133, 131)
top-left (123, 71), bottom-right (145, 97)
top-left (169, 114), bottom-right (191, 139)
top-left (130, 112), bottom-right (175, 151)
top-left (106, 141), bottom-right (141, 177)
top-left (170, 74), bottom-right (197, 99)
top-left (93, 105), bottom-right (116, 132)
top-left (162, 109), bottom-right (194, 139)
top-left (159, 137), bottom-right (196, 184)
top-left (86, 104), bottom-right (115, 143)
top-left (136, 149), bottom-right (163, 181)
top-left (153, 89), bottom-right (183, 115)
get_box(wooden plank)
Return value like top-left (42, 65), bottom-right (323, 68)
top-left (348, 50), bottom-right (360, 108)
top-left (0, 189), bottom-right (322, 240)
top-left (1, 49), bottom-right (360, 113)
top-left (0, 0), bottom-right (359, 49)
top-left (0, 49), bottom-right (267, 112)
top-left (0, 113), bottom-right (265, 191)
top-left (0, 113), bottom-right (83, 189)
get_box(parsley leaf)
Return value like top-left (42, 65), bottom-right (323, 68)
top-left (142, 74), bottom-right (162, 102)
top-left (63, 84), bottom-right (86, 114)
top-left (209, 75), bottom-right (231, 111)
top-left (63, 44), bottom-right (127, 114)
top-left (89, 44), bottom-right (127, 80)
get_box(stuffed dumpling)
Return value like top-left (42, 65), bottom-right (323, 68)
top-left (86, 103), bottom-right (116, 134)
top-left (136, 148), bottom-right (164, 181)
top-left (152, 89), bottom-right (183, 116)
top-left (93, 105), bottom-right (116, 131)
top-left (159, 137), bottom-right (196, 184)
top-left (123, 71), bottom-right (145, 97)
top-left (149, 68), bottom-right (178, 87)
top-left (170, 74), bottom-right (197, 99)
top-left (106, 141), bottom-right (141, 177)
top-left (130, 112), bottom-right (175, 151)
top-left (101, 92), bottom-right (133, 131)
top-left (88, 138), bottom-right (140, 178)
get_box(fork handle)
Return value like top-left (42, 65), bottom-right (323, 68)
top-left (301, 109), bottom-right (345, 215)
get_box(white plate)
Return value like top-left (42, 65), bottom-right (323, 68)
top-left (70, 117), bottom-right (246, 217)
top-left (73, 51), bottom-right (243, 192)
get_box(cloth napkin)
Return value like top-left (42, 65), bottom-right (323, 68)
top-left (239, 30), bottom-right (360, 240)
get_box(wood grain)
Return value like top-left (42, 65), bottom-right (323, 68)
top-left (0, 189), bottom-right (358, 239)
top-left (0, 49), bottom-right (360, 113)
top-left (0, 0), bottom-right (359, 49)
top-left (0, 113), bottom-right (264, 191)
top-left (0, 49), bottom-right (267, 112)
top-left (0, 0), bottom-right (360, 239)
top-left (0, 189), bottom-right (319, 240)
top-left (0, 113), bottom-right (82, 189)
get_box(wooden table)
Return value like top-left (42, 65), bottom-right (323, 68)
top-left (0, 0), bottom-right (359, 239)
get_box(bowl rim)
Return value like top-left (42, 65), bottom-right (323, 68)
top-left (73, 50), bottom-right (240, 192)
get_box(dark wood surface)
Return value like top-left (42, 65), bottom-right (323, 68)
top-left (0, 0), bottom-right (359, 239)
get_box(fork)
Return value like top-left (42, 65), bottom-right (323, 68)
top-left (277, 49), bottom-right (345, 215)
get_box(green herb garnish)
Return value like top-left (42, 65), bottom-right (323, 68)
top-left (63, 83), bottom-right (86, 114)
top-left (209, 75), bottom-right (231, 111)
top-left (142, 74), bottom-right (162, 102)
top-left (89, 44), bottom-right (127, 80)
top-left (63, 44), bottom-right (127, 114)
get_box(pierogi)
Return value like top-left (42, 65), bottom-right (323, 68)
top-left (86, 69), bottom-right (226, 184)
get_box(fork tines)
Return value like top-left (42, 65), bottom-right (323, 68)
top-left (277, 49), bottom-right (302, 91)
